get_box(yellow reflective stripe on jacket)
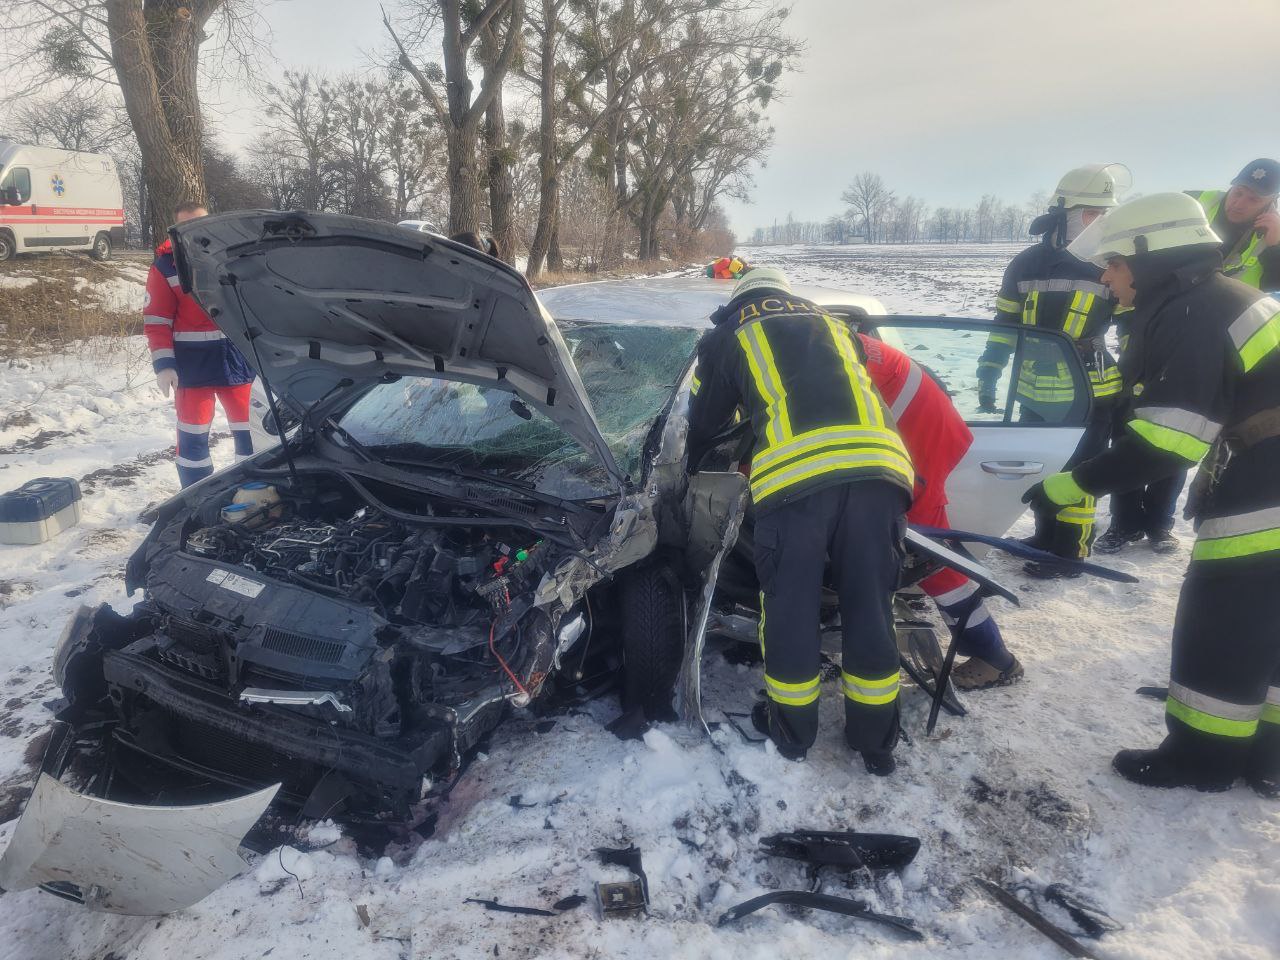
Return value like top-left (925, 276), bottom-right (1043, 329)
top-left (736, 322), bottom-right (792, 446)
top-left (995, 295), bottom-right (1022, 315)
top-left (841, 669), bottom-right (900, 706)
top-left (823, 316), bottom-right (884, 427)
top-left (1063, 291), bottom-right (1094, 339)
top-left (1129, 417), bottom-right (1212, 463)
top-left (1088, 365), bottom-right (1123, 398)
top-left (1192, 505), bottom-right (1280, 561)
top-left (1167, 680), bottom-right (1261, 738)
top-left (1227, 296), bottom-right (1280, 372)
top-left (752, 424), bottom-right (908, 474)
top-left (751, 449), bottom-right (914, 504)
top-left (1017, 361), bottom-right (1076, 401)
top-left (1022, 290), bottom-right (1039, 325)
top-left (690, 372), bottom-right (702, 396)
top-left (765, 672), bottom-right (821, 707)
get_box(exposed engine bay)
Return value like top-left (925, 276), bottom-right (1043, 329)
top-left (57, 467), bottom-right (609, 819)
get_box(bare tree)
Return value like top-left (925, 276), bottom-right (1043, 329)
top-left (259, 70), bottom-right (340, 211)
top-left (382, 85), bottom-right (441, 221)
top-left (1, 0), bottom-right (265, 242)
top-left (841, 172), bottom-right (895, 244)
top-left (477, 3), bottom-right (521, 263)
top-left (10, 89), bottom-right (132, 151)
top-left (383, 0), bottom-right (525, 236)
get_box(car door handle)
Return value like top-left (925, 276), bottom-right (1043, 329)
top-left (980, 460), bottom-right (1044, 477)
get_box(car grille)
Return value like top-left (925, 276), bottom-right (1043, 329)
top-left (261, 627), bottom-right (345, 664)
top-left (174, 716), bottom-right (317, 795)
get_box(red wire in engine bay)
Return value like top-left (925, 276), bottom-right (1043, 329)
top-left (489, 607), bottom-right (529, 698)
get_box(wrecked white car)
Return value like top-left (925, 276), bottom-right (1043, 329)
top-left (1, 214), bottom-right (1103, 914)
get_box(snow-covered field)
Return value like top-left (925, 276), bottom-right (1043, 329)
top-left (0, 245), bottom-right (1276, 960)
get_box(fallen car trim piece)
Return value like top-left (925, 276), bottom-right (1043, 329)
top-left (239, 687), bottom-right (353, 713)
top-left (717, 890), bottom-right (924, 940)
top-left (972, 877), bottom-right (1100, 959)
top-left (0, 773), bottom-right (278, 915)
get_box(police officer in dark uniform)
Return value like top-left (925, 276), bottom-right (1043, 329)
top-left (1097, 160), bottom-right (1280, 556)
top-left (1029, 193), bottom-right (1280, 796)
top-left (687, 268), bottom-right (915, 775)
top-left (977, 164), bottom-right (1131, 576)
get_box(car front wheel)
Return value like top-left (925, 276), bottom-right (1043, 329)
top-left (619, 559), bottom-right (686, 722)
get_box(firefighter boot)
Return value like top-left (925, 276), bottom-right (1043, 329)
top-left (752, 700), bottom-right (808, 762)
top-left (1094, 525), bottom-right (1144, 554)
top-left (1112, 745), bottom-right (1236, 793)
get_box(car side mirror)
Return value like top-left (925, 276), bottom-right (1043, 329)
top-left (0, 186), bottom-right (20, 206)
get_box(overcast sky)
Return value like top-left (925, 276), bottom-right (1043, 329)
top-left (146, 0), bottom-right (1280, 235)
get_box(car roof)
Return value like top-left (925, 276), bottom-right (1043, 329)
top-left (536, 274), bottom-right (887, 327)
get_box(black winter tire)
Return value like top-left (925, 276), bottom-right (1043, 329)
top-left (91, 232), bottom-right (112, 261)
top-left (0, 232), bottom-right (14, 262)
top-left (620, 560), bottom-right (686, 722)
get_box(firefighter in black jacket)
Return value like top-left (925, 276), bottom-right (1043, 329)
top-left (1027, 193), bottom-right (1280, 796)
top-left (1097, 159), bottom-right (1280, 556)
top-left (686, 268), bottom-right (915, 775)
top-left (977, 164), bottom-right (1130, 576)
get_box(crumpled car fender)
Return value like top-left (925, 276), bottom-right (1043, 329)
top-left (0, 773), bottom-right (278, 915)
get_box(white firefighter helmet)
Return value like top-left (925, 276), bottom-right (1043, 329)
top-left (732, 265), bottom-right (793, 300)
top-left (1053, 163), bottom-right (1132, 209)
top-left (1067, 192), bottom-right (1222, 267)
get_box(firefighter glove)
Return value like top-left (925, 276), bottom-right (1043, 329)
top-left (1022, 471), bottom-right (1087, 508)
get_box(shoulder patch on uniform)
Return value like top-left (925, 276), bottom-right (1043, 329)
top-left (1132, 382), bottom-right (1144, 396)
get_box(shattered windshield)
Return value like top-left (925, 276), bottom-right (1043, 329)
top-left (336, 321), bottom-right (701, 498)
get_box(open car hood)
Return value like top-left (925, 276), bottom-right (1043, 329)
top-left (171, 211), bottom-right (624, 487)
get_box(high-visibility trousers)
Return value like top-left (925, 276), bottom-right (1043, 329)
top-left (754, 480), bottom-right (907, 756)
top-left (1163, 563), bottom-right (1280, 783)
top-left (173, 383), bottom-right (254, 487)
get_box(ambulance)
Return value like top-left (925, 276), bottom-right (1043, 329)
top-left (0, 138), bottom-right (127, 262)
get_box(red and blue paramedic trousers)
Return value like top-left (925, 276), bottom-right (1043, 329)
top-left (174, 384), bottom-right (254, 487)
top-left (911, 499), bottom-right (1007, 662)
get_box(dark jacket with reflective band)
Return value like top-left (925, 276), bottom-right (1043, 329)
top-left (1193, 189), bottom-right (1280, 291)
top-left (687, 291), bottom-right (914, 512)
top-left (1072, 250), bottom-right (1280, 566)
top-left (979, 236), bottom-right (1122, 405)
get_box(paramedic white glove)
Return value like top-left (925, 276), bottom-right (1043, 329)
top-left (156, 368), bottom-right (179, 399)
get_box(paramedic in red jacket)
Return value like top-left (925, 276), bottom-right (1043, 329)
top-left (143, 202), bottom-right (255, 487)
top-left (858, 332), bottom-right (1022, 689)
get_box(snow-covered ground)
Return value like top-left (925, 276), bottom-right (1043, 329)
top-left (0, 245), bottom-right (1276, 960)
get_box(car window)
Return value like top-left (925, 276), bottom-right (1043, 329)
top-left (1, 167), bottom-right (31, 203)
top-left (856, 316), bottom-right (1091, 427)
top-left (559, 319), bottom-right (701, 472)
top-left (336, 320), bottom-right (699, 497)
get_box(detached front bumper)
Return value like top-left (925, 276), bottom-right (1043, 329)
top-left (0, 770), bottom-right (277, 915)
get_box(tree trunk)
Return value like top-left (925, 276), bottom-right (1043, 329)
top-left (480, 13), bottom-right (518, 264)
top-left (106, 0), bottom-right (213, 245)
top-left (548, 222), bottom-right (563, 272)
top-left (525, 0), bottom-right (560, 280)
top-left (447, 124), bottom-right (483, 236)
top-left (484, 95), bottom-right (516, 264)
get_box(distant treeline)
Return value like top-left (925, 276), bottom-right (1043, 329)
top-left (749, 172), bottom-right (1048, 245)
